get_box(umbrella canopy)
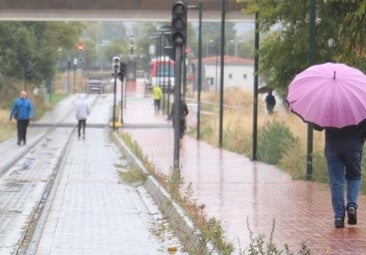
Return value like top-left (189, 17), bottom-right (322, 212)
top-left (287, 62), bottom-right (366, 128)
top-left (258, 86), bottom-right (273, 94)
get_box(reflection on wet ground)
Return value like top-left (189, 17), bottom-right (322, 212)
top-left (123, 87), bottom-right (366, 254)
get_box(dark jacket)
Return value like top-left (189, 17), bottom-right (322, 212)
top-left (314, 120), bottom-right (366, 145)
top-left (169, 99), bottom-right (189, 121)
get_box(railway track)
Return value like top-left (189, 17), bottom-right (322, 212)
top-left (0, 94), bottom-right (101, 254)
top-left (1, 93), bottom-right (188, 255)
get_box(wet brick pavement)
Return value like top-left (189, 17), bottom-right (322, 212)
top-left (122, 82), bottom-right (366, 255)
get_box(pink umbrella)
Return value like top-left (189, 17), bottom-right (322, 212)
top-left (287, 62), bottom-right (366, 128)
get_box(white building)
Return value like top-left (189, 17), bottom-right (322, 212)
top-left (192, 56), bottom-right (254, 91)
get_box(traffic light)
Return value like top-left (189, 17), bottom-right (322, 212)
top-left (171, 1), bottom-right (187, 47)
top-left (113, 56), bottom-right (121, 73)
top-left (23, 60), bottom-right (31, 79)
top-left (76, 43), bottom-right (85, 68)
top-left (120, 61), bottom-right (127, 78)
top-left (77, 43), bottom-right (84, 52)
top-left (112, 57), bottom-right (127, 81)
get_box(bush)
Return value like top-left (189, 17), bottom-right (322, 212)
top-left (278, 138), bottom-right (306, 179)
top-left (240, 218), bottom-right (311, 255)
top-left (258, 120), bottom-right (295, 164)
top-left (311, 151), bottom-right (329, 183)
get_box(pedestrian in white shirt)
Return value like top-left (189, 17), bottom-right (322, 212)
top-left (75, 94), bottom-right (90, 139)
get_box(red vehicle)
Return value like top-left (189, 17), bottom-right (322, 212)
top-left (146, 57), bottom-right (175, 92)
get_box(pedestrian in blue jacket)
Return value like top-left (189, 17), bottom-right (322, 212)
top-left (9, 90), bottom-right (34, 145)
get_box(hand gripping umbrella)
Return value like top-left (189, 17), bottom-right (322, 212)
top-left (286, 62), bottom-right (366, 128)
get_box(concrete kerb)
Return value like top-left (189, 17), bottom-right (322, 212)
top-left (112, 132), bottom-right (219, 255)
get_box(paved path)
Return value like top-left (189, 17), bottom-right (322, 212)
top-left (122, 83), bottom-right (366, 255)
top-left (35, 94), bottom-right (185, 255)
top-left (3, 84), bottom-right (366, 254)
top-left (0, 94), bottom-right (185, 255)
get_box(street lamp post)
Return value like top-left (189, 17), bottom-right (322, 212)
top-left (112, 56), bottom-right (121, 131)
top-left (218, 0), bottom-right (226, 147)
top-left (120, 61), bottom-right (127, 124)
top-left (112, 66), bottom-right (118, 131)
top-left (252, 12), bottom-right (259, 161)
top-left (155, 27), bottom-right (171, 116)
top-left (188, 2), bottom-right (202, 140)
top-left (171, 0), bottom-right (187, 174)
top-left (307, 0), bottom-right (316, 179)
top-left (73, 58), bottom-right (77, 92)
top-left (67, 60), bottom-right (71, 94)
top-left (23, 59), bottom-right (29, 91)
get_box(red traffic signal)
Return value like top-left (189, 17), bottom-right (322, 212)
top-left (77, 43), bottom-right (84, 51)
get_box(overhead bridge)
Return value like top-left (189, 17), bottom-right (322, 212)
top-left (0, 0), bottom-right (252, 21)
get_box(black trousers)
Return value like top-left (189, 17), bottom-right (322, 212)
top-left (154, 99), bottom-right (161, 112)
top-left (179, 119), bottom-right (186, 139)
top-left (17, 119), bottom-right (29, 144)
top-left (78, 119), bottom-right (86, 137)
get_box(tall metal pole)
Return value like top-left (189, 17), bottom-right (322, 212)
top-left (162, 35), bottom-right (166, 92)
top-left (120, 76), bottom-right (124, 124)
top-left (252, 12), bottom-right (259, 161)
top-left (218, 0), bottom-right (226, 147)
top-left (23, 59), bottom-right (29, 91)
top-left (112, 72), bottom-right (117, 131)
top-left (73, 66), bottom-right (76, 93)
top-left (167, 46), bottom-right (172, 116)
top-left (173, 46), bottom-right (183, 177)
top-left (163, 31), bottom-right (172, 116)
top-left (67, 61), bottom-right (71, 94)
top-left (182, 49), bottom-right (187, 98)
top-left (196, 2), bottom-right (202, 140)
top-left (73, 58), bottom-right (77, 93)
top-left (307, 0), bottom-right (316, 179)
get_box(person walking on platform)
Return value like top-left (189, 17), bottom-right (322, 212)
top-left (265, 90), bottom-right (276, 114)
top-left (75, 94), bottom-right (90, 139)
top-left (152, 85), bottom-right (163, 114)
top-left (9, 90), bottom-right (34, 146)
top-left (169, 94), bottom-right (189, 140)
top-left (314, 122), bottom-right (366, 228)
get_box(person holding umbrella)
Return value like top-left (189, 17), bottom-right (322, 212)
top-left (315, 122), bottom-right (366, 228)
top-left (265, 90), bottom-right (276, 114)
top-left (287, 62), bottom-right (366, 228)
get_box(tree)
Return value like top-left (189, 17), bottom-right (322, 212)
top-left (0, 21), bottom-right (83, 84)
top-left (317, 1), bottom-right (366, 68)
top-left (133, 22), bottom-right (159, 73)
top-left (241, 0), bottom-right (366, 99)
top-left (202, 22), bottom-right (236, 57)
top-left (103, 39), bottom-right (129, 65)
top-left (82, 38), bottom-right (98, 68)
top-left (0, 22), bottom-right (35, 78)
